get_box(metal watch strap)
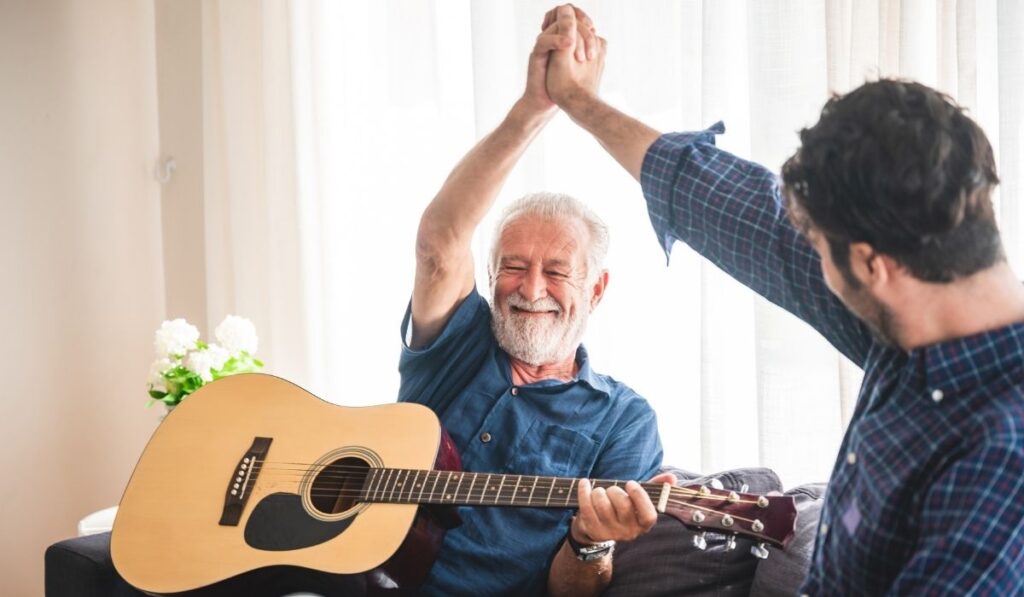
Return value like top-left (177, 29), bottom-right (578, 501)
top-left (566, 526), bottom-right (615, 561)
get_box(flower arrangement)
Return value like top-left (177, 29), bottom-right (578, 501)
top-left (147, 315), bottom-right (264, 408)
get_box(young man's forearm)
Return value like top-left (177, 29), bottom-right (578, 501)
top-left (560, 91), bottom-right (661, 182)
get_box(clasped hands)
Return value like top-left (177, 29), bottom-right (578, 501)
top-left (522, 4), bottom-right (606, 117)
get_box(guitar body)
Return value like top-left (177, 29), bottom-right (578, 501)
top-left (112, 374), bottom-right (459, 595)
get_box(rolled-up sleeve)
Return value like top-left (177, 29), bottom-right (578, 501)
top-left (641, 123), bottom-right (872, 366)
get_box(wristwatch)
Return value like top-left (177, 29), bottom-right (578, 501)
top-left (566, 525), bottom-right (615, 561)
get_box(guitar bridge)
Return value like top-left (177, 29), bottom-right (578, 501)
top-left (219, 437), bottom-right (272, 526)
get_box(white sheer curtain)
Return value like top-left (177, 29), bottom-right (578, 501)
top-left (199, 0), bottom-right (1024, 488)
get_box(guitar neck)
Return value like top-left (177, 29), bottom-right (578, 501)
top-left (362, 468), bottom-right (649, 508)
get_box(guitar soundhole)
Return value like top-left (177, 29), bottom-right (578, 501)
top-left (309, 456), bottom-right (369, 515)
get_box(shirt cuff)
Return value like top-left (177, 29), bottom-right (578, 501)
top-left (640, 121), bottom-right (726, 263)
top-left (400, 288), bottom-right (487, 354)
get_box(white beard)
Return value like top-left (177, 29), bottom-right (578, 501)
top-left (490, 292), bottom-right (588, 366)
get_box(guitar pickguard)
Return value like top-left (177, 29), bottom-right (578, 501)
top-left (244, 493), bottom-right (356, 551)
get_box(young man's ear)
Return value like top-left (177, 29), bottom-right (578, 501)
top-left (589, 270), bottom-right (610, 310)
top-left (848, 242), bottom-right (893, 289)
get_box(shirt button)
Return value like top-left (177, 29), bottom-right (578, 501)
top-left (480, 432), bottom-right (492, 443)
top-left (511, 387), bottom-right (519, 396)
top-left (846, 451), bottom-right (857, 465)
top-left (819, 522), bottom-right (828, 537)
top-left (931, 389), bottom-right (944, 402)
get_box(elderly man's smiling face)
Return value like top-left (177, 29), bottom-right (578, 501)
top-left (490, 214), bottom-right (601, 366)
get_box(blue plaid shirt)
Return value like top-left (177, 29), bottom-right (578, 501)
top-left (641, 123), bottom-right (1024, 595)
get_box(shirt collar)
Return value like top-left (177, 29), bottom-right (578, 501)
top-left (914, 321), bottom-right (1024, 399)
top-left (498, 343), bottom-right (611, 399)
top-left (574, 344), bottom-right (612, 398)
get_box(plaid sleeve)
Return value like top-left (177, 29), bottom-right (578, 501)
top-left (640, 123), bottom-right (872, 366)
top-left (886, 425), bottom-right (1024, 595)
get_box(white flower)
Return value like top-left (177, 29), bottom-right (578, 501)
top-left (215, 315), bottom-right (259, 356)
top-left (154, 319), bottom-right (200, 358)
top-left (147, 357), bottom-right (175, 393)
top-left (183, 344), bottom-right (231, 382)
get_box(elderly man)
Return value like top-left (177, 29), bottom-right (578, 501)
top-left (397, 13), bottom-right (672, 597)
top-left (543, 4), bottom-right (1024, 595)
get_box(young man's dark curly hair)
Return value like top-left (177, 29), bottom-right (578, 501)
top-left (781, 79), bottom-right (1003, 285)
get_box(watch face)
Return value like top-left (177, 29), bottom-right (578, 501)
top-left (576, 541), bottom-right (615, 561)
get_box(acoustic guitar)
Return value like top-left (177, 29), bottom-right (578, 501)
top-left (112, 373), bottom-right (797, 594)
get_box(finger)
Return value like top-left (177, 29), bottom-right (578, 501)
top-left (605, 486), bottom-right (635, 526)
top-left (575, 479), bottom-right (597, 540)
top-left (533, 31), bottom-right (573, 56)
top-left (590, 487), bottom-right (617, 532)
top-left (627, 481), bottom-right (659, 531)
top-left (577, 20), bottom-right (598, 61)
top-left (542, 6), bottom-right (560, 30)
top-left (647, 471), bottom-right (678, 486)
top-left (556, 5), bottom-right (577, 53)
top-left (572, 5), bottom-right (595, 30)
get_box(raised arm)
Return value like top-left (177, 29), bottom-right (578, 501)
top-left (543, 5), bottom-right (872, 364)
top-left (410, 16), bottom-right (598, 348)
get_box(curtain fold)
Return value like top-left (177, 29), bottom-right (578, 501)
top-left (198, 0), bottom-right (1023, 487)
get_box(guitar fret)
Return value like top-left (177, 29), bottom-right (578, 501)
top-left (364, 468), bottom-right (380, 501)
top-left (453, 472), bottom-right (465, 503)
top-left (381, 469), bottom-right (395, 503)
top-left (392, 470), bottom-right (407, 503)
top-left (564, 479), bottom-right (577, 506)
top-left (417, 470), bottom-right (429, 503)
top-left (494, 475), bottom-right (506, 504)
top-left (545, 477), bottom-right (556, 506)
top-left (528, 476), bottom-right (539, 505)
top-left (465, 473), bottom-right (478, 504)
top-left (511, 475), bottom-right (523, 506)
top-left (481, 474), bottom-right (491, 504)
top-left (440, 472), bottom-right (453, 502)
top-left (373, 468), bottom-right (388, 502)
top-left (428, 471), bottom-right (442, 504)
top-left (405, 470), bottom-right (420, 503)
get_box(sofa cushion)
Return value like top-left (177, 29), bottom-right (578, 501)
top-left (604, 466), bottom-right (784, 597)
top-left (750, 482), bottom-right (826, 597)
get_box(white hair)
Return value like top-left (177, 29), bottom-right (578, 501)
top-left (488, 192), bottom-right (610, 283)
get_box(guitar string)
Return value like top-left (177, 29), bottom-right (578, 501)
top-left (249, 480), bottom-right (769, 508)
top-left (283, 493), bottom-right (773, 534)
top-left (244, 463), bottom-right (769, 506)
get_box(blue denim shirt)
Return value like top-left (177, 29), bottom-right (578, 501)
top-left (641, 124), bottom-right (1024, 595)
top-left (398, 289), bottom-right (663, 596)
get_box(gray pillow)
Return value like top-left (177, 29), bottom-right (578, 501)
top-left (604, 467), bottom-right (784, 597)
top-left (749, 483), bottom-right (826, 597)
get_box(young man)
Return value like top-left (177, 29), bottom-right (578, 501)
top-left (398, 14), bottom-right (673, 596)
top-left (540, 4), bottom-right (1024, 594)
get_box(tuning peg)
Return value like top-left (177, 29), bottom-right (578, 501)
top-left (725, 534), bottom-right (737, 551)
top-left (750, 542), bottom-right (770, 560)
top-left (740, 483), bottom-right (749, 492)
top-left (692, 531), bottom-right (707, 551)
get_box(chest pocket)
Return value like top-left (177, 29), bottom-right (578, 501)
top-left (459, 420), bottom-right (599, 553)
top-left (503, 419), bottom-right (600, 480)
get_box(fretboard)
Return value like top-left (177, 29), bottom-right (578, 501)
top-left (360, 468), bottom-right (649, 508)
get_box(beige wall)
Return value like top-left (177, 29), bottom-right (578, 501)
top-left (0, 1), bottom-right (165, 594)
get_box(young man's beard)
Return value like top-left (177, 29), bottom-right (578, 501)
top-left (490, 293), bottom-right (589, 366)
top-left (836, 276), bottom-right (901, 348)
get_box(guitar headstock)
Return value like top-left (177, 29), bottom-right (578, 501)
top-left (661, 483), bottom-right (797, 549)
